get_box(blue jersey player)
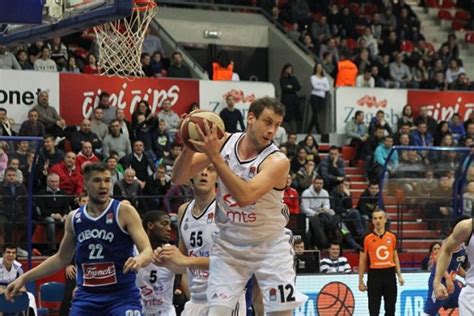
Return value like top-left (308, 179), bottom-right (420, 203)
top-left (424, 217), bottom-right (468, 316)
top-left (6, 163), bottom-right (153, 315)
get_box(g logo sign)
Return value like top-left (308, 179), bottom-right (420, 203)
top-left (376, 245), bottom-right (389, 260)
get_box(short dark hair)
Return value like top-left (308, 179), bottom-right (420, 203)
top-left (369, 180), bottom-right (379, 187)
top-left (142, 210), bottom-right (169, 230)
top-left (313, 175), bottom-right (324, 181)
top-left (294, 239), bottom-right (304, 246)
top-left (0, 107), bottom-right (6, 114)
top-left (384, 135), bottom-right (394, 141)
top-left (4, 167), bottom-right (16, 175)
top-left (172, 51), bottom-right (182, 58)
top-left (453, 113), bottom-right (461, 118)
top-left (248, 97), bottom-right (285, 119)
top-left (99, 92), bottom-right (110, 100)
top-left (376, 110), bottom-right (384, 116)
top-left (28, 109), bottom-right (38, 115)
top-left (329, 145), bottom-right (339, 152)
top-left (105, 155), bottom-right (117, 162)
top-left (329, 242), bottom-right (341, 248)
top-left (2, 243), bottom-right (17, 252)
top-left (43, 134), bottom-right (55, 141)
top-left (84, 162), bottom-right (109, 181)
top-left (355, 110), bottom-right (363, 118)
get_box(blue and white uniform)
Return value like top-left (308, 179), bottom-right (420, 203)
top-left (424, 243), bottom-right (465, 315)
top-left (71, 199), bottom-right (142, 315)
top-left (459, 220), bottom-right (474, 315)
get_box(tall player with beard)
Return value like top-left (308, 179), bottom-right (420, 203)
top-left (137, 211), bottom-right (176, 316)
top-left (6, 163), bottom-right (153, 315)
top-left (157, 165), bottom-right (246, 316)
top-left (171, 97), bottom-right (307, 316)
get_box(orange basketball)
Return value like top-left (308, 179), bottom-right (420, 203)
top-left (317, 282), bottom-right (355, 316)
top-left (179, 110), bottom-right (225, 152)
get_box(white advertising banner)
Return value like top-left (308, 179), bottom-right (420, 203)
top-left (0, 69), bottom-right (60, 125)
top-left (199, 80), bottom-right (275, 123)
top-left (294, 272), bottom-right (449, 316)
top-left (336, 87), bottom-right (408, 134)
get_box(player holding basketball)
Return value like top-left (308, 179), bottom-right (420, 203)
top-left (434, 217), bottom-right (474, 315)
top-left (137, 211), bottom-right (176, 316)
top-left (6, 163), bottom-right (153, 315)
top-left (172, 97), bottom-right (307, 315)
top-left (359, 209), bottom-right (404, 316)
top-left (424, 216), bottom-right (467, 315)
top-left (156, 165), bottom-right (246, 316)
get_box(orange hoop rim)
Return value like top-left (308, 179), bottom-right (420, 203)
top-left (133, 0), bottom-right (157, 12)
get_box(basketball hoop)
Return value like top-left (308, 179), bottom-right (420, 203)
top-left (93, 0), bottom-right (158, 78)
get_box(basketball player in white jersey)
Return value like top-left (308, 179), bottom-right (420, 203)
top-left (172, 97), bottom-right (307, 315)
top-left (156, 165), bottom-right (246, 316)
top-left (434, 217), bottom-right (474, 315)
top-left (137, 211), bottom-right (176, 316)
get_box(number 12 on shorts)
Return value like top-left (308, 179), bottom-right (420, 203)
top-left (270, 284), bottom-right (295, 303)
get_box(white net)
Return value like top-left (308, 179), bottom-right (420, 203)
top-left (93, 0), bottom-right (158, 77)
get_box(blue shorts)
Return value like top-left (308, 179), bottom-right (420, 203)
top-left (424, 280), bottom-right (462, 315)
top-left (70, 286), bottom-right (142, 316)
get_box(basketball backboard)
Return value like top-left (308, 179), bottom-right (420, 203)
top-left (0, 0), bottom-right (134, 45)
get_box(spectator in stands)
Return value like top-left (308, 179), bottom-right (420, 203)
top-left (34, 46), bottom-right (57, 72)
top-left (283, 133), bottom-right (298, 160)
top-left (301, 176), bottom-right (335, 250)
top-left (141, 53), bottom-right (154, 77)
top-left (426, 71), bottom-right (448, 91)
top-left (49, 152), bottom-right (83, 197)
top-left (219, 95), bottom-right (245, 133)
top-left (273, 126), bottom-right (287, 147)
top-left (302, 34), bottom-right (318, 55)
top-left (356, 69), bottom-right (375, 88)
top-left (337, 7), bottom-right (355, 39)
top-left (357, 181), bottom-right (384, 225)
top-left (463, 180), bottom-right (474, 217)
top-left (144, 165), bottom-right (171, 210)
top-left (131, 107), bottom-right (156, 154)
top-left (0, 167), bottom-right (27, 244)
top-left (335, 50), bottom-right (358, 87)
top-left (319, 146), bottom-right (345, 192)
top-left (371, 65), bottom-right (385, 88)
top-left (142, 28), bottom-right (165, 56)
top-left (320, 52), bottom-right (335, 79)
top-left (298, 134), bottom-right (319, 158)
top-left (420, 242), bottom-right (441, 271)
top-left (62, 56), bottom-right (80, 73)
top-left (311, 15), bottom-right (331, 43)
top-left (320, 242), bottom-right (352, 273)
top-left (444, 34), bottom-right (460, 59)
top-left (157, 99), bottom-right (180, 139)
top-left (131, 100), bottom-right (154, 131)
top-left (0, 45), bottom-right (21, 70)
top-left (433, 121), bottom-right (449, 146)
top-left (18, 109), bottom-right (45, 137)
top-left (293, 158), bottom-right (317, 194)
top-left (280, 64), bottom-right (301, 134)
top-left (415, 106), bottom-right (438, 136)
top-left (97, 92), bottom-right (116, 125)
top-left (0, 108), bottom-right (14, 137)
top-left (294, 240), bottom-right (313, 273)
top-left (389, 52), bottom-right (413, 88)
top-left (319, 37), bottom-right (339, 63)
top-left (0, 158), bottom-right (23, 183)
top-left (373, 135), bottom-right (398, 178)
top-left (354, 48), bottom-right (372, 75)
top-left (284, 174), bottom-right (300, 214)
top-left (48, 37), bottom-right (68, 69)
top-left (167, 52), bottom-right (191, 78)
top-left (394, 123), bottom-right (412, 146)
top-left (37, 134), bottom-right (64, 180)
top-left (448, 113), bottom-right (466, 143)
top-left (27, 40), bottom-right (43, 65)
top-left (291, 147), bottom-right (308, 174)
top-left (465, 111), bottom-right (474, 131)
top-left (362, 126), bottom-right (385, 176)
top-left (75, 141), bottom-right (100, 172)
top-left (460, 122), bottom-right (474, 146)
top-left (15, 50), bottom-right (32, 70)
top-left (308, 63), bottom-right (330, 134)
top-left (346, 110), bottom-right (369, 165)
top-left (71, 119), bottom-right (101, 153)
top-left (446, 59), bottom-right (465, 84)
top-left (34, 172), bottom-right (70, 254)
top-left (330, 178), bottom-right (365, 236)
top-left (33, 90), bottom-right (66, 138)
top-left (153, 119), bottom-right (171, 159)
top-left (83, 53), bottom-right (99, 74)
top-left (105, 155), bottom-right (123, 190)
top-left (425, 173), bottom-right (452, 235)
top-left (411, 59), bottom-right (429, 89)
top-left (449, 73), bottom-right (472, 91)
top-left (116, 109), bottom-right (132, 142)
top-left (102, 119), bottom-right (132, 160)
top-left (411, 121), bottom-right (434, 148)
top-left (362, 27), bottom-right (379, 58)
top-left (397, 105), bottom-right (415, 131)
top-left (163, 181), bottom-right (193, 213)
top-left (120, 140), bottom-right (155, 182)
top-left (380, 9), bottom-right (398, 36)
top-left (369, 110), bottom-right (393, 137)
top-left (396, 8), bottom-right (414, 41)
top-left (381, 31), bottom-right (400, 59)
top-left (11, 141), bottom-right (29, 177)
top-left (0, 144), bottom-right (7, 175)
top-left (209, 50), bottom-right (237, 81)
top-left (113, 167), bottom-right (146, 214)
top-left (162, 142), bottom-right (182, 177)
top-left (90, 107), bottom-right (109, 142)
top-left (150, 51), bottom-right (164, 77)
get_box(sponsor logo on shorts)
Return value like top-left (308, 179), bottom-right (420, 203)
top-left (82, 262), bottom-right (117, 287)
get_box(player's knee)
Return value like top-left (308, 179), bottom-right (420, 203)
top-left (208, 306), bottom-right (234, 316)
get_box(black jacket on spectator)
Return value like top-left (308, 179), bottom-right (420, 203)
top-left (70, 130), bottom-right (102, 153)
top-left (18, 120), bottom-right (45, 137)
top-left (330, 189), bottom-right (353, 217)
top-left (143, 176), bottom-right (171, 210)
top-left (167, 64), bottom-right (191, 78)
top-left (356, 189), bottom-right (385, 218)
top-left (219, 108), bottom-right (245, 133)
top-left (414, 115), bottom-right (438, 137)
top-left (113, 180), bottom-right (148, 215)
top-left (152, 130), bottom-right (171, 159)
top-left (280, 75), bottom-right (302, 122)
top-left (0, 181), bottom-right (27, 220)
top-left (120, 154), bottom-right (156, 182)
top-left (34, 188), bottom-right (71, 220)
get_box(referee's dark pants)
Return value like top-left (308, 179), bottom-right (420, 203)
top-left (367, 267), bottom-right (397, 316)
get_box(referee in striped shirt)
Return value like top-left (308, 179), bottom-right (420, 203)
top-left (319, 242), bottom-right (352, 273)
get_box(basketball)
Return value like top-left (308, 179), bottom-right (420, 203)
top-left (317, 282), bottom-right (355, 316)
top-left (180, 110), bottom-right (226, 152)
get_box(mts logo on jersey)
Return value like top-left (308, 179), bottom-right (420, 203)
top-left (82, 262), bottom-right (117, 286)
top-left (222, 194), bottom-right (257, 223)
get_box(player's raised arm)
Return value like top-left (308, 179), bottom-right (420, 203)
top-left (6, 212), bottom-right (76, 300)
top-left (434, 219), bottom-right (472, 299)
top-left (171, 146), bottom-right (211, 185)
top-left (119, 203), bottom-right (153, 272)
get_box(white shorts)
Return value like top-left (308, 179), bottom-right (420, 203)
top-left (207, 229), bottom-right (307, 312)
top-left (182, 293), bottom-right (246, 316)
top-left (143, 307), bottom-right (176, 316)
top-left (459, 285), bottom-right (474, 315)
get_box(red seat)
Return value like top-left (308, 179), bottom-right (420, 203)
top-left (426, 0), bottom-right (438, 7)
top-left (401, 40), bottom-right (415, 53)
top-left (345, 38), bottom-right (357, 50)
top-left (349, 2), bottom-right (360, 15)
top-left (452, 19), bottom-right (467, 31)
top-left (355, 24), bottom-right (366, 35)
top-left (336, 0), bottom-right (348, 7)
top-left (455, 10), bottom-right (471, 21)
top-left (423, 41), bottom-right (436, 52)
top-left (441, 0), bottom-right (455, 8)
top-left (465, 33), bottom-right (474, 44)
top-left (438, 9), bottom-right (453, 20)
top-left (363, 3), bottom-right (377, 15)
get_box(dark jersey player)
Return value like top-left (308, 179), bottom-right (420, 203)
top-left (6, 163), bottom-right (153, 315)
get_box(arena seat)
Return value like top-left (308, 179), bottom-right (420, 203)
top-left (437, 9), bottom-right (453, 20)
top-left (401, 40), bottom-right (415, 53)
top-left (349, 3), bottom-right (360, 15)
top-left (426, 0), bottom-right (439, 8)
top-left (451, 19), bottom-right (467, 31)
top-left (455, 10), bottom-right (471, 21)
top-left (440, 0), bottom-right (455, 8)
top-left (465, 32), bottom-right (474, 44)
top-left (362, 3), bottom-right (377, 15)
top-left (38, 282), bottom-right (65, 316)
